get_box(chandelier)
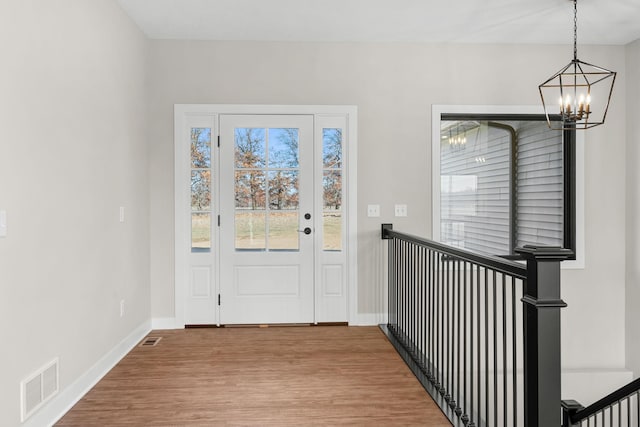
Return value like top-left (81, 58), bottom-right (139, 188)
top-left (538, 0), bottom-right (616, 130)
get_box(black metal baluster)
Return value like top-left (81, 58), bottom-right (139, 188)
top-left (425, 247), bottom-right (429, 373)
top-left (422, 246), bottom-right (427, 371)
top-left (404, 240), bottom-right (408, 341)
top-left (437, 252), bottom-right (444, 395)
top-left (445, 258), bottom-right (456, 408)
top-left (462, 261), bottom-right (468, 424)
top-left (394, 238), bottom-right (398, 331)
top-left (485, 267), bottom-right (489, 427)
top-left (513, 277), bottom-right (518, 427)
top-left (431, 249), bottom-right (436, 382)
top-left (393, 238), bottom-right (397, 331)
top-left (636, 391), bottom-right (640, 427)
top-left (441, 251), bottom-right (446, 393)
top-left (469, 263), bottom-right (475, 427)
top-left (396, 239), bottom-right (400, 333)
top-left (456, 259), bottom-right (462, 415)
top-left (390, 238), bottom-right (395, 328)
top-left (393, 238), bottom-right (397, 328)
top-left (430, 249), bottom-right (435, 380)
top-left (477, 266), bottom-right (482, 427)
top-left (444, 255), bottom-right (450, 401)
top-left (410, 242), bottom-right (414, 351)
top-left (627, 396), bottom-right (630, 426)
top-left (402, 240), bottom-right (407, 339)
top-left (503, 274), bottom-right (507, 427)
top-left (436, 252), bottom-right (441, 391)
top-left (619, 400), bottom-right (621, 427)
top-left (417, 245), bottom-right (422, 368)
top-left (432, 249), bottom-right (437, 382)
top-left (418, 245), bottom-right (423, 366)
top-left (493, 271), bottom-right (498, 427)
top-left (411, 245), bottom-right (420, 357)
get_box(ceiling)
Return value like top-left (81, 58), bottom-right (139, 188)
top-left (117, 0), bottom-right (640, 45)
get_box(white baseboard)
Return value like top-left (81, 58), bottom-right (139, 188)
top-left (151, 317), bottom-right (182, 330)
top-left (350, 312), bottom-right (387, 326)
top-left (23, 320), bottom-right (151, 427)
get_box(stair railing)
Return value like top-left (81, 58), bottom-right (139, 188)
top-left (562, 378), bottom-right (640, 426)
top-left (380, 224), bottom-right (572, 427)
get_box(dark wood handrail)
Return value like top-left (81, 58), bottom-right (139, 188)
top-left (382, 227), bottom-right (528, 280)
top-left (564, 377), bottom-right (640, 424)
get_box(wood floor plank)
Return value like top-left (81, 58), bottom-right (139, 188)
top-left (56, 326), bottom-right (451, 426)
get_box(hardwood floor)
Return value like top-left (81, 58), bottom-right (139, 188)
top-left (56, 326), bottom-right (451, 426)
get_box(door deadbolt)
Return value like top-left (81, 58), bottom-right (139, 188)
top-left (304, 213), bottom-right (311, 220)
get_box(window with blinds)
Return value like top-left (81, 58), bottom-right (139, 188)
top-left (440, 116), bottom-right (571, 257)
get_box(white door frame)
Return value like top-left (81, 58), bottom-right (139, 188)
top-left (173, 104), bottom-right (358, 327)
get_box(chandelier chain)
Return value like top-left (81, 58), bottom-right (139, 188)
top-left (573, 0), bottom-right (578, 60)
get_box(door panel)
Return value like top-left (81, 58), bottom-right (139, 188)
top-left (219, 115), bottom-right (314, 324)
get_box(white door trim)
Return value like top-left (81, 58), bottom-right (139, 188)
top-left (174, 105), bottom-right (358, 327)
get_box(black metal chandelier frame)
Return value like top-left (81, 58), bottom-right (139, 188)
top-left (539, 0), bottom-right (616, 130)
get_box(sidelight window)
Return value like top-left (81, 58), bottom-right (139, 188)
top-left (191, 127), bottom-right (212, 252)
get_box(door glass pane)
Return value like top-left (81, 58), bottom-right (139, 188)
top-left (323, 212), bottom-right (342, 251)
top-left (191, 127), bottom-right (212, 253)
top-left (235, 171), bottom-right (266, 209)
top-left (268, 128), bottom-right (299, 168)
top-left (268, 171), bottom-right (298, 210)
top-left (192, 213), bottom-right (211, 251)
top-left (234, 126), bottom-right (303, 252)
top-left (268, 211), bottom-right (299, 250)
top-left (323, 128), bottom-right (342, 168)
top-left (235, 211), bottom-right (266, 250)
top-left (323, 170), bottom-right (341, 210)
top-left (322, 128), bottom-right (343, 251)
top-left (191, 170), bottom-right (211, 211)
top-left (235, 128), bottom-right (266, 168)
top-left (322, 170), bottom-right (342, 251)
top-left (191, 128), bottom-right (211, 168)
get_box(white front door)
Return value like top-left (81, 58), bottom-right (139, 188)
top-left (175, 105), bottom-right (355, 327)
top-left (219, 115), bottom-right (314, 324)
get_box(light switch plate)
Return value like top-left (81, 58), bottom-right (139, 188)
top-left (119, 207), bottom-right (125, 223)
top-left (394, 204), bottom-right (407, 217)
top-left (0, 210), bottom-right (6, 237)
top-left (367, 204), bottom-right (380, 217)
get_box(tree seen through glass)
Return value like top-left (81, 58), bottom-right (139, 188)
top-left (322, 128), bottom-right (343, 251)
top-left (234, 128), bottom-right (300, 250)
top-left (190, 128), bottom-right (212, 251)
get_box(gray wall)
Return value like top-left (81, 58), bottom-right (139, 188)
top-left (626, 39), bottom-right (640, 377)
top-left (148, 41), bottom-right (629, 374)
top-left (0, 3), bottom-right (636, 423)
top-left (0, 1), bottom-right (149, 425)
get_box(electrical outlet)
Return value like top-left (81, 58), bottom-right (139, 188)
top-left (120, 300), bottom-right (125, 317)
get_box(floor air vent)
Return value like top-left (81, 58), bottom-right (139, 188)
top-left (139, 336), bottom-right (162, 347)
top-left (21, 358), bottom-right (59, 422)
